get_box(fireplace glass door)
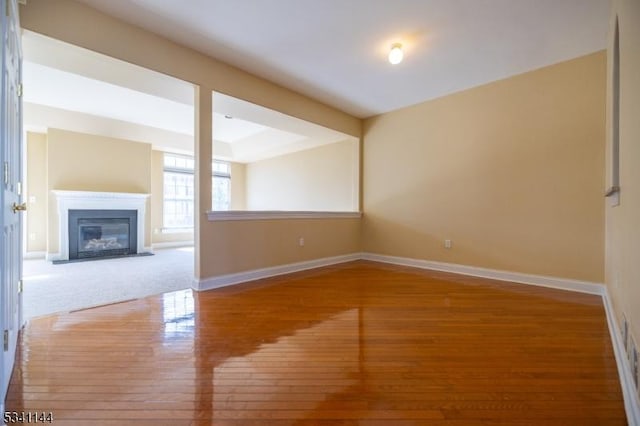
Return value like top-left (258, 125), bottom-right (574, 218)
top-left (78, 218), bottom-right (131, 258)
top-left (68, 209), bottom-right (138, 260)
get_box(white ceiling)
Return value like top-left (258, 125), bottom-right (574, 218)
top-left (22, 32), bottom-right (353, 163)
top-left (77, 0), bottom-right (610, 118)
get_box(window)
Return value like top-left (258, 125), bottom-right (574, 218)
top-left (163, 154), bottom-right (231, 229)
top-left (164, 154), bottom-right (195, 228)
top-left (212, 161), bottom-right (231, 211)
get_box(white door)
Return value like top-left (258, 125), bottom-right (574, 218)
top-left (0, 0), bottom-right (23, 413)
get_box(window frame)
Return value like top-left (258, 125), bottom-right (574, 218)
top-left (162, 153), bottom-right (231, 229)
top-left (163, 153), bottom-right (196, 229)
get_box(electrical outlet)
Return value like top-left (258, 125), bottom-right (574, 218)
top-left (444, 239), bottom-right (452, 249)
top-left (29, 233), bottom-right (36, 241)
top-left (298, 237), bottom-right (304, 247)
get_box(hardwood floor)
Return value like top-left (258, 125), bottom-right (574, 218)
top-left (5, 261), bottom-right (626, 425)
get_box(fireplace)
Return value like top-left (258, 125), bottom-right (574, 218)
top-left (69, 210), bottom-right (137, 260)
top-left (52, 191), bottom-right (150, 262)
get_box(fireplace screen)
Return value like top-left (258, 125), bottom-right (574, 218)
top-left (78, 219), bottom-right (130, 257)
top-left (69, 209), bottom-right (138, 260)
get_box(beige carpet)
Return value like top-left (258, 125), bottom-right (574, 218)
top-left (23, 247), bottom-right (194, 320)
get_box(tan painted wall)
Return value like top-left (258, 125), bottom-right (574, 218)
top-left (245, 141), bottom-right (359, 211)
top-left (606, 0), bottom-right (640, 357)
top-left (230, 162), bottom-right (246, 210)
top-left (201, 218), bottom-right (361, 277)
top-left (25, 132), bottom-right (47, 252)
top-left (46, 128), bottom-right (152, 254)
top-left (363, 52), bottom-right (606, 282)
top-left (150, 150), bottom-right (193, 245)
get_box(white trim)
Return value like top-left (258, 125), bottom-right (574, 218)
top-left (160, 227), bottom-right (193, 234)
top-left (603, 287), bottom-right (640, 425)
top-left (194, 253), bottom-right (361, 291)
top-left (23, 251), bottom-right (46, 260)
top-left (45, 252), bottom-right (59, 262)
top-left (207, 210), bottom-right (362, 221)
top-left (152, 241), bottom-right (194, 250)
top-left (52, 190), bottom-right (150, 261)
top-left (361, 253), bottom-right (604, 295)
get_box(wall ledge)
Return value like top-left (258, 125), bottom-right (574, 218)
top-left (207, 210), bottom-right (362, 221)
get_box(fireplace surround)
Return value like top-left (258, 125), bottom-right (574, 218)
top-left (51, 191), bottom-right (150, 261)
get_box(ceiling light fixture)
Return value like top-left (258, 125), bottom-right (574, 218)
top-left (388, 43), bottom-right (403, 65)
top-left (224, 115), bottom-right (233, 119)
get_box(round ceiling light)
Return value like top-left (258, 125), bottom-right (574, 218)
top-left (388, 43), bottom-right (403, 65)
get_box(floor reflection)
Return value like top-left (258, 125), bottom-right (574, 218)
top-left (210, 309), bottom-right (360, 411)
top-left (162, 290), bottom-right (195, 336)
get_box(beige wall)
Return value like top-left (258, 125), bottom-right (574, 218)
top-left (230, 162), bottom-right (246, 210)
top-left (363, 52), bottom-right (606, 282)
top-left (46, 128), bottom-right (152, 254)
top-left (606, 0), bottom-right (640, 359)
top-left (25, 132), bottom-right (47, 252)
top-left (150, 150), bottom-right (193, 245)
top-left (201, 218), bottom-right (361, 277)
top-left (245, 140), bottom-right (359, 211)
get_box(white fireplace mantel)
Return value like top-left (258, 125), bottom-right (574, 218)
top-left (51, 190), bottom-right (151, 261)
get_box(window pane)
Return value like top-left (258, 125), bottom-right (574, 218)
top-left (164, 155), bottom-right (176, 168)
top-left (212, 176), bottom-right (231, 211)
top-left (212, 161), bottom-right (230, 175)
top-left (164, 170), bottom-right (194, 228)
top-left (165, 153), bottom-right (195, 172)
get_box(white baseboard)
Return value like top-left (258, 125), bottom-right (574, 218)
top-left (361, 252), bottom-right (604, 295)
top-left (603, 287), bottom-right (640, 425)
top-left (23, 251), bottom-right (46, 260)
top-left (45, 252), bottom-right (61, 262)
top-left (194, 253), bottom-right (362, 291)
top-left (152, 241), bottom-right (194, 250)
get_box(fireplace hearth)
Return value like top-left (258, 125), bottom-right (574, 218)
top-left (69, 210), bottom-right (137, 260)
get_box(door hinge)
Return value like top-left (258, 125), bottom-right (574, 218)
top-left (18, 279), bottom-right (23, 294)
top-left (3, 330), bottom-right (8, 351)
top-left (3, 161), bottom-right (8, 185)
top-left (17, 83), bottom-right (22, 98)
